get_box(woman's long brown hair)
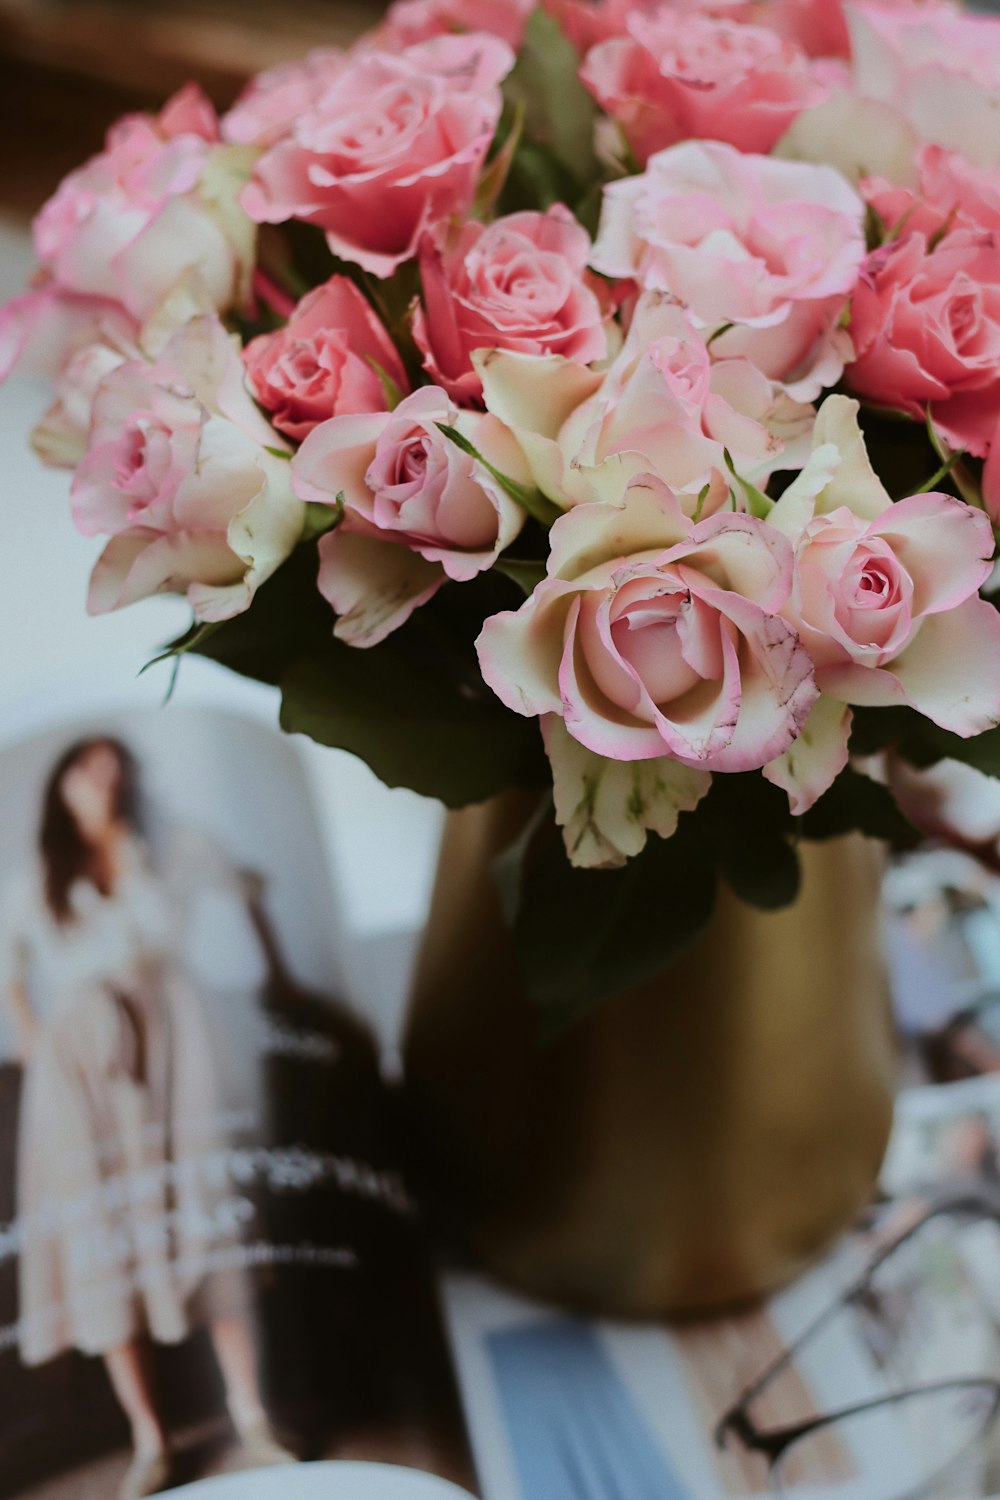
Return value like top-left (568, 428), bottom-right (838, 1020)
top-left (40, 738), bottom-right (143, 925)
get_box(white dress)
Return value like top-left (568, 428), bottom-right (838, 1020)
top-left (1, 832), bottom-right (248, 1366)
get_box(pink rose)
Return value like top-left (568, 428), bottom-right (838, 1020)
top-left (242, 35), bottom-right (514, 278)
top-left (846, 229), bottom-right (1000, 457)
top-left (29, 86), bottom-right (256, 329)
top-left (580, 10), bottom-right (827, 165)
top-left (787, 495), bottom-right (1000, 733)
top-left (547, 0), bottom-right (750, 57)
top-left (864, 144), bottom-right (1000, 244)
top-left (373, 0), bottom-right (534, 50)
top-left (479, 293), bottom-right (814, 511)
top-left (592, 140), bottom-right (866, 400)
top-left (222, 50), bottom-right (348, 148)
top-left (848, 1), bottom-right (1000, 168)
top-left (291, 386), bottom-right (527, 645)
top-left (0, 282), bottom-right (136, 385)
top-left (768, 396), bottom-right (1000, 739)
top-left (412, 208), bottom-right (609, 405)
top-left (243, 276), bottom-right (408, 442)
top-left (477, 476), bottom-right (817, 770)
top-left (71, 316), bottom-right (303, 622)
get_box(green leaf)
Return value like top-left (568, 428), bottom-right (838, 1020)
top-left (723, 447), bottom-right (772, 519)
top-left (800, 766), bottom-right (920, 849)
top-left (851, 704), bottom-right (1000, 782)
top-left (264, 445), bottom-right (292, 460)
top-left (364, 358), bottom-right (405, 412)
top-left (494, 557), bottom-right (547, 595)
top-left (300, 498), bottom-right (341, 543)
top-left (698, 773), bottom-right (800, 910)
top-left (502, 9), bottom-right (599, 185)
top-left (510, 808), bottom-right (716, 1023)
top-left (436, 423), bottom-right (562, 526)
top-left (474, 100), bottom-right (525, 219)
top-left (279, 644), bottom-right (537, 807)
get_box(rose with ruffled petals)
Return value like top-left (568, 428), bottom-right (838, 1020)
top-left (243, 276), bottom-right (408, 442)
top-left (477, 476), bottom-right (817, 774)
top-left (292, 386), bottom-right (526, 646)
top-left (242, 35), bottom-right (514, 278)
top-left (412, 208), bottom-right (609, 405)
top-left (374, 0), bottom-right (534, 50)
top-left (29, 86), bottom-right (256, 332)
top-left (864, 144), bottom-right (1000, 245)
top-left (71, 316), bottom-right (303, 622)
top-left (846, 229), bottom-right (1000, 457)
top-left (592, 141), bottom-right (865, 401)
top-left (580, 10), bottom-right (827, 164)
top-left (222, 50), bottom-right (348, 148)
top-left (764, 397), bottom-right (1000, 811)
top-left (848, 1), bottom-right (1000, 168)
top-left (479, 292), bottom-right (813, 514)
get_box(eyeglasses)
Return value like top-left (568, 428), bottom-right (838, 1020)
top-left (714, 1190), bottom-right (1000, 1499)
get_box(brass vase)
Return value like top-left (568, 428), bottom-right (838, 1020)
top-left (402, 793), bottom-right (897, 1318)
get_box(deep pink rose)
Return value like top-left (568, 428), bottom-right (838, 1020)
top-left (580, 10), bottom-right (827, 164)
top-left (477, 477), bottom-right (817, 770)
top-left (864, 144), bottom-right (1000, 244)
top-left (242, 35), bottom-right (514, 278)
top-left (243, 276), bottom-right (408, 442)
top-left (292, 386), bottom-right (526, 645)
top-left (412, 208), bottom-right (609, 405)
top-left (592, 140), bottom-right (865, 400)
top-left (373, 0), bottom-right (534, 50)
top-left (546, 0), bottom-right (749, 56)
top-left (30, 86), bottom-right (255, 328)
top-left (785, 493), bottom-right (1000, 735)
top-left (71, 316), bottom-right (302, 622)
top-left (222, 50), bottom-right (348, 148)
top-left (847, 229), bottom-right (1000, 457)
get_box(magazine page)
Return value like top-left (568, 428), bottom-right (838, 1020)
top-left (0, 691), bottom-right (476, 1500)
top-left (442, 1073), bottom-right (1000, 1500)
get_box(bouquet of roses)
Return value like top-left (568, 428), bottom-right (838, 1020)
top-left (6, 0), bottom-right (1000, 1014)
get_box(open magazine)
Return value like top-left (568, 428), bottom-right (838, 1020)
top-left (3, 676), bottom-right (1000, 1500)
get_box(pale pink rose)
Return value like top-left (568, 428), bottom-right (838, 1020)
top-left (34, 341), bottom-right (133, 470)
top-left (0, 281), bottom-right (137, 384)
top-left (766, 397), bottom-right (1000, 737)
top-left (592, 140), bottom-right (866, 400)
top-left (787, 495), bottom-right (1000, 733)
top-left (846, 229), bottom-right (1000, 457)
top-left (242, 35), bottom-right (514, 278)
top-left (292, 386), bottom-right (527, 646)
top-left (373, 0), bottom-right (535, 50)
top-left (72, 316), bottom-right (303, 622)
top-left (243, 276), bottom-right (408, 442)
top-left (412, 208), bottom-right (609, 405)
top-left (479, 292), bottom-right (814, 511)
top-left (222, 50), bottom-right (348, 147)
top-left (30, 87), bottom-right (255, 329)
top-left (847, 1), bottom-right (1000, 167)
top-left (477, 476), bottom-right (817, 770)
top-left (580, 11), bottom-right (827, 164)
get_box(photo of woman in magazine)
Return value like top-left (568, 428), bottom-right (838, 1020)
top-left (2, 736), bottom-right (296, 1499)
top-left (0, 700), bottom-right (478, 1500)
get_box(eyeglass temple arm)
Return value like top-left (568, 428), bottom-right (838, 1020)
top-left (714, 1185), bottom-right (1000, 1453)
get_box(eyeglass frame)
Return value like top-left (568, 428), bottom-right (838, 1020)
top-left (714, 1187), bottom-right (1000, 1487)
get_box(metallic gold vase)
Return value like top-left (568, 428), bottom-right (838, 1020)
top-left (402, 794), bottom-right (897, 1318)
